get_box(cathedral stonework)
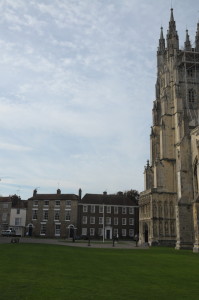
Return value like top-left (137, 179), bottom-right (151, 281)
top-left (139, 9), bottom-right (199, 251)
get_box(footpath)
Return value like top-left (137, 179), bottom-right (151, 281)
top-left (0, 237), bottom-right (149, 249)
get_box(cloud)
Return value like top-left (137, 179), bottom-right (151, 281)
top-left (0, 0), bottom-right (198, 198)
top-left (0, 142), bottom-right (31, 151)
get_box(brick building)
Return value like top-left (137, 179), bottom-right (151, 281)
top-left (26, 189), bottom-right (79, 238)
top-left (77, 192), bottom-right (139, 240)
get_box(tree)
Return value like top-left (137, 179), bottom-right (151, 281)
top-left (124, 190), bottom-right (139, 202)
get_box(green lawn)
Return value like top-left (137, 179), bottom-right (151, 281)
top-left (0, 244), bottom-right (198, 300)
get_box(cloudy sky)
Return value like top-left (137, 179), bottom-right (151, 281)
top-left (0, 0), bottom-right (198, 199)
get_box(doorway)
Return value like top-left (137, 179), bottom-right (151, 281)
top-left (68, 224), bottom-right (75, 238)
top-left (106, 230), bottom-right (110, 239)
top-left (105, 227), bottom-right (112, 239)
top-left (28, 224), bottom-right (33, 236)
top-left (144, 223), bottom-right (148, 243)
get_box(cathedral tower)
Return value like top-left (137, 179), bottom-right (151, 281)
top-left (139, 9), bottom-right (199, 250)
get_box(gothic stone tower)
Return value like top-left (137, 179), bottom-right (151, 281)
top-left (139, 9), bottom-right (199, 250)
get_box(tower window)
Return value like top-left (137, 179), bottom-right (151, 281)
top-left (187, 68), bottom-right (193, 77)
top-left (188, 89), bottom-right (195, 102)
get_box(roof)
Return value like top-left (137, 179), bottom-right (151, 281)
top-left (28, 194), bottom-right (79, 201)
top-left (12, 200), bottom-right (28, 209)
top-left (0, 196), bottom-right (12, 203)
top-left (80, 193), bottom-right (138, 206)
top-left (0, 195), bottom-right (28, 208)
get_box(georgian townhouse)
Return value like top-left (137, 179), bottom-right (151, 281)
top-left (77, 191), bottom-right (139, 240)
top-left (26, 189), bottom-right (79, 238)
top-left (10, 197), bottom-right (27, 237)
top-left (0, 196), bottom-right (12, 232)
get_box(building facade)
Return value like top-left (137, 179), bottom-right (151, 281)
top-left (139, 9), bottom-right (199, 251)
top-left (0, 197), bottom-right (12, 232)
top-left (10, 197), bottom-right (27, 236)
top-left (26, 189), bottom-right (79, 238)
top-left (78, 192), bottom-right (139, 240)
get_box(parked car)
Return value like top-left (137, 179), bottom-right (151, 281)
top-left (1, 229), bottom-right (16, 237)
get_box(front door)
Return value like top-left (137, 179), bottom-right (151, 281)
top-left (69, 226), bottom-right (74, 238)
top-left (106, 230), bottom-right (110, 239)
top-left (28, 225), bottom-right (33, 236)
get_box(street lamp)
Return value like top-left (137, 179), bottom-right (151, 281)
top-left (88, 231), bottom-right (91, 246)
top-left (103, 203), bottom-right (105, 243)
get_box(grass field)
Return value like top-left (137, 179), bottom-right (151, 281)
top-left (0, 244), bottom-right (198, 300)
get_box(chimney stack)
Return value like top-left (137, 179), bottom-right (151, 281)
top-left (57, 189), bottom-right (61, 195)
top-left (33, 189), bottom-right (37, 197)
top-left (79, 188), bottom-right (82, 200)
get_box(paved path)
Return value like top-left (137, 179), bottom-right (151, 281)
top-left (0, 237), bottom-right (149, 249)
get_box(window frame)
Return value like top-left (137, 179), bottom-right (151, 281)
top-left (82, 228), bottom-right (87, 235)
top-left (114, 217), bottom-right (118, 225)
top-left (15, 217), bottom-right (21, 226)
top-left (65, 210), bottom-right (71, 221)
top-left (83, 205), bottom-right (88, 213)
top-left (99, 217), bottom-right (103, 224)
top-left (114, 206), bottom-right (118, 214)
top-left (122, 218), bottom-right (126, 225)
top-left (33, 200), bottom-right (38, 207)
top-left (43, 210), bottom-right (48, 221)
top-left (82, 216), bottom-right (87, 224)
top-left (99, 205), bottom-right (104, 213)
top-left (129, 218), bottom-right (134, 225)
top-left (66, 200), bottom-right (71, 207)
top-left (32, 210), bottom-right (38, 220)
top-left (106, 217), bottom-right (111, 225)
top-left (55, 200), bottom-right (60, 206)
top-left (122, 229), bottom-right (126, 237)
top-left (90, 216), bottom-right (95, 224)
top-left (129, 207), bottom-right (134, 214)
top-left (40, 223), bottom-right (47, 235)
top-left (54, 211), bottom-right (60, 221)
top-left (122, 207), bottom-right (127, 214)
top-left (55, 224), bottom-right (61, 236)
top-left (90, 228), bottom-right (95, 236)
top-left (129, 229), bottom-right (134, 237)
top-left (106, 206), bottom-right (111, 213)
top-left (44, 200), bottom-right (49, 206)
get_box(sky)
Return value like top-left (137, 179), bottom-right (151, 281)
top-left (0, 0), bottom-right (198, 199)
